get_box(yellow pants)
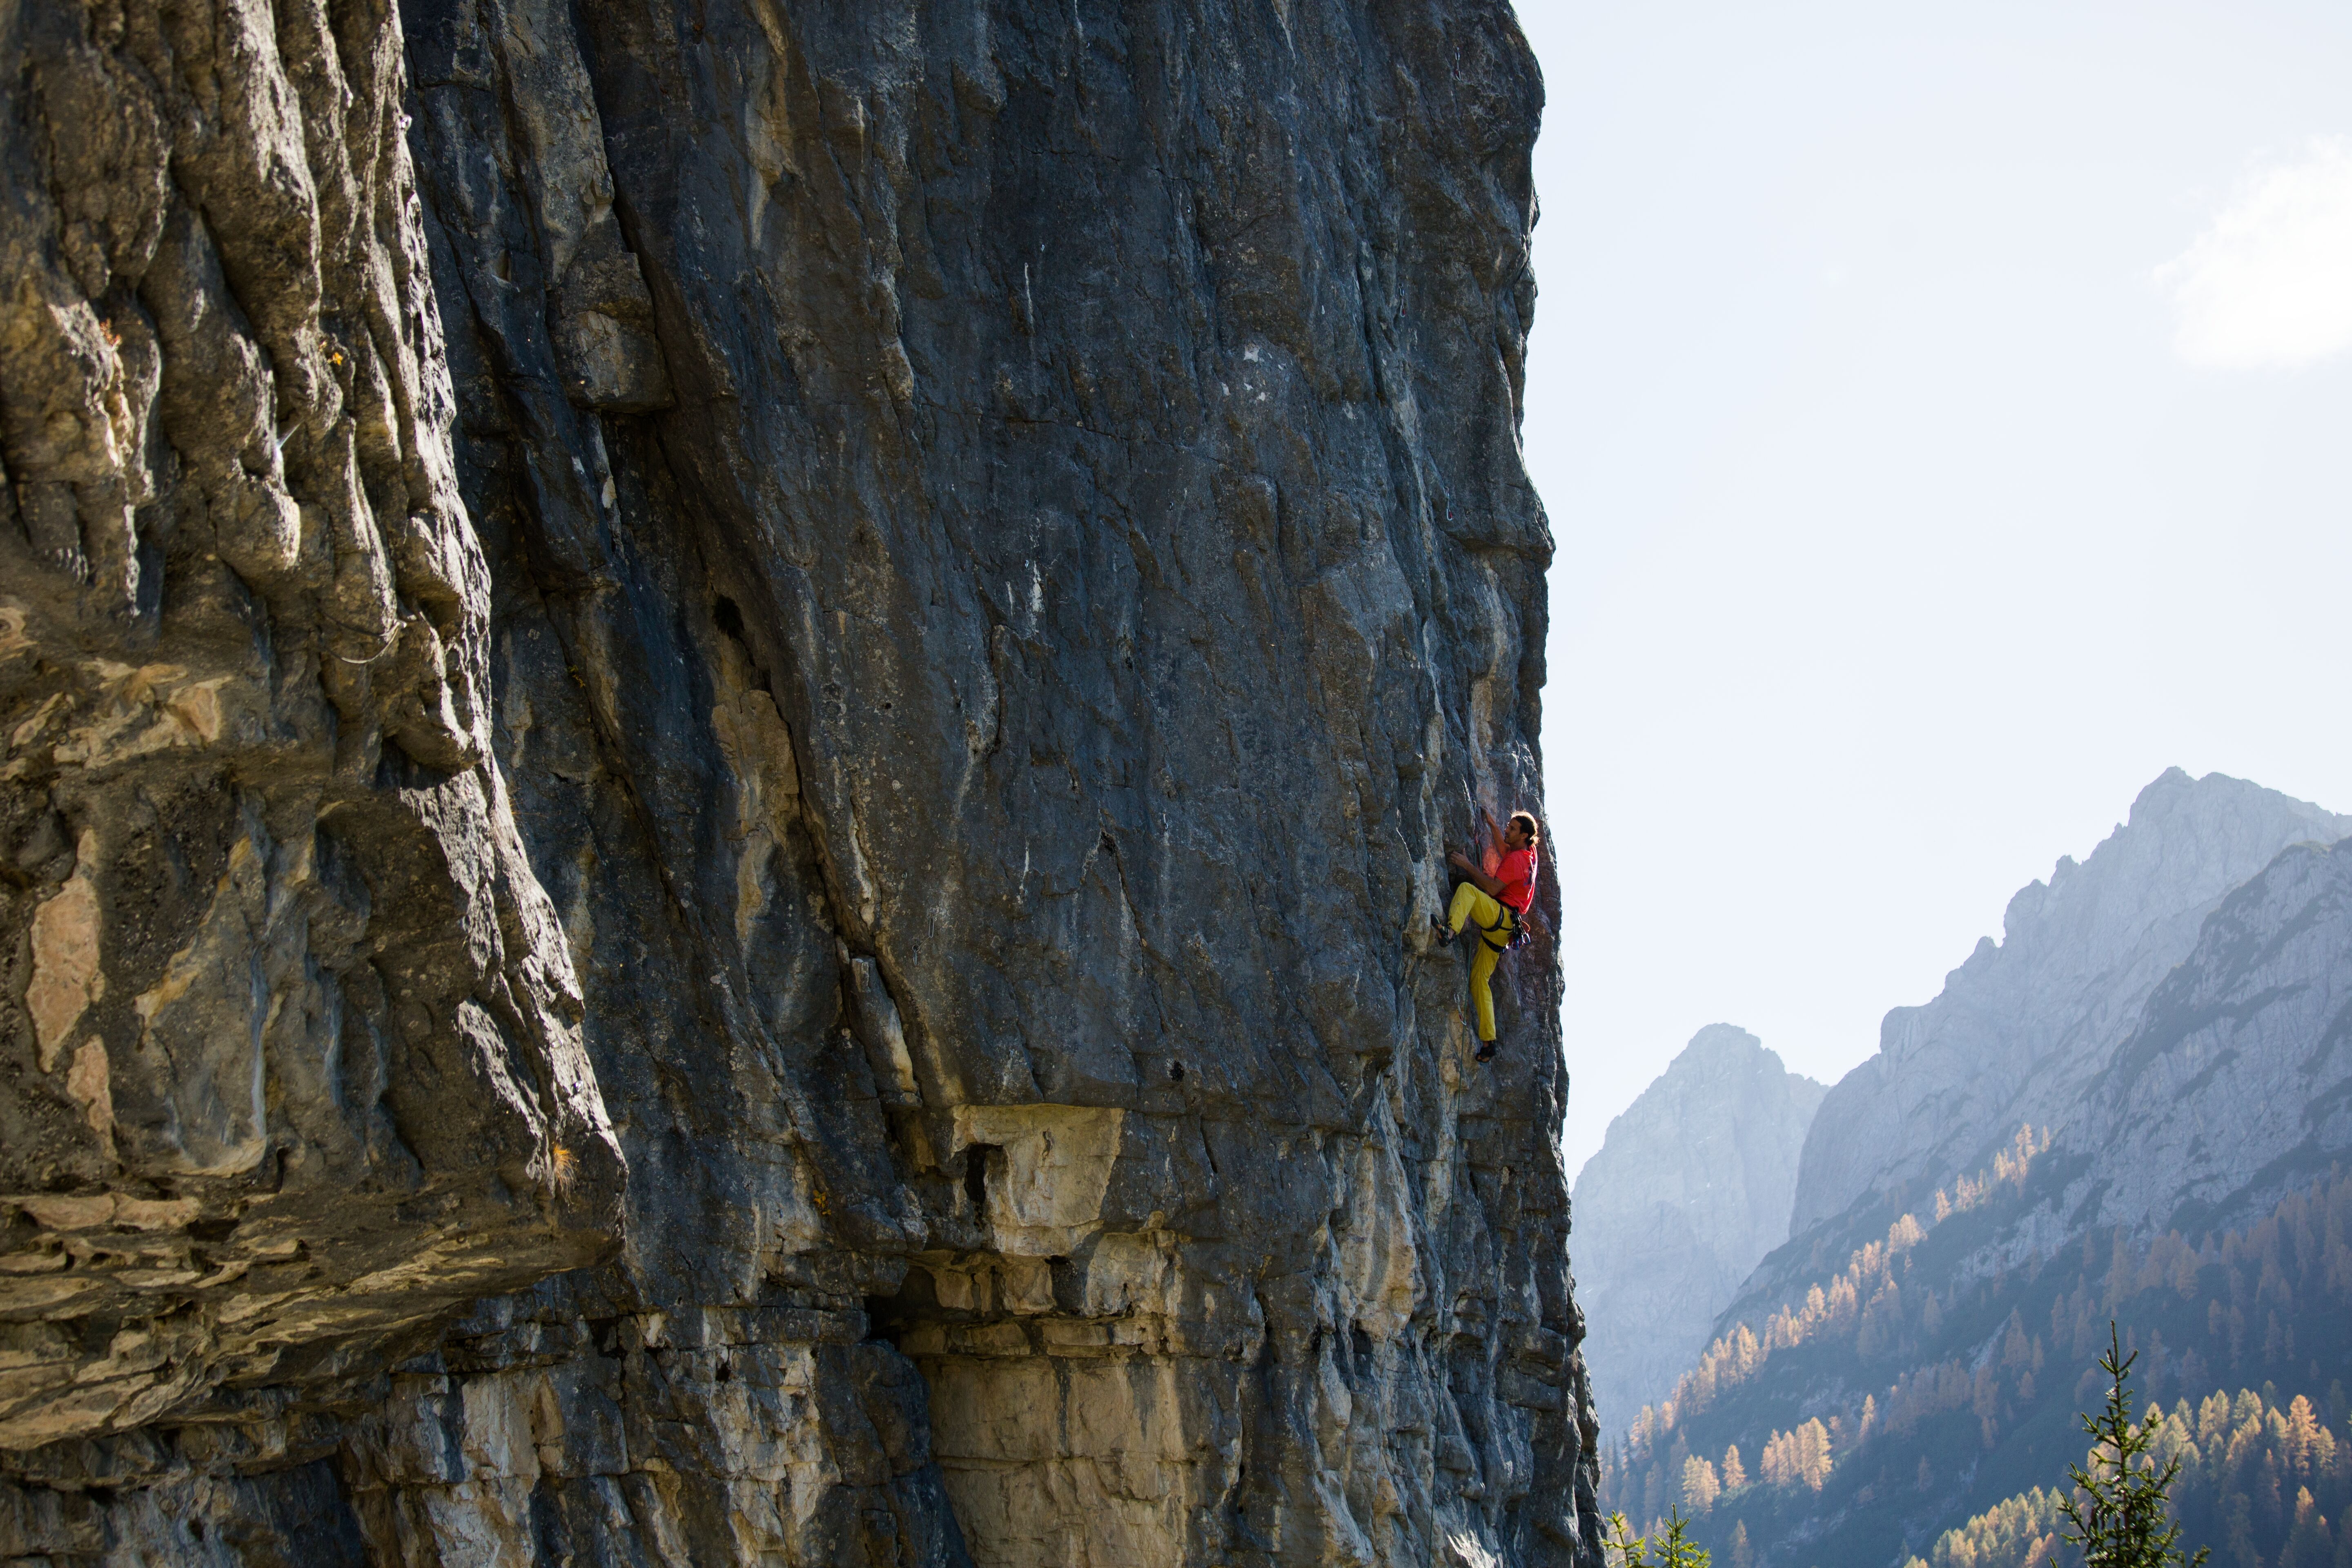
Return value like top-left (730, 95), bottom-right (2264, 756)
top-left (1447, 882), bottom-right (1516, 1042)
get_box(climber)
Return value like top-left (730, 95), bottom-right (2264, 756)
top-left (1432, 809), bottom-right (1541, 1062)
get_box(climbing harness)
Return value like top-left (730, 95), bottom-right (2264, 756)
top-left (1479, 905), bottom-right (1532, 953)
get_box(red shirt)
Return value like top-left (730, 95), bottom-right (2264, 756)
top-left (1493, 846), bottom-right (1538, 915)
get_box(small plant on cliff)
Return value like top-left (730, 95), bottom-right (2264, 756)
top-left (2059, 1323), bottom-right (2209, 1568)
top-left (1609, 1508), bottom-right (1710, 1568)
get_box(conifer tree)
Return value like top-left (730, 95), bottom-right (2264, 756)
top-left (2059, 1322), bottom-right (2209, 1568)
top-left (1609, 1508), bottom-right (1711, 1568)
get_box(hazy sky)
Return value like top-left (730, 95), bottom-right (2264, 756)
top-left (1509, 0), bottom-right (2352, 1178)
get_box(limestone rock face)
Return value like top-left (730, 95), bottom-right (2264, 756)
top-left (0, 0), bottom-right (1598, 1564)
top-left (1570, 1026), bottom-right (1822, 1431)
top-left (2075, 833), bottom-right (2352, 1237)
top-left (0, 0), bottom-right (626, 1461)
top-left (1789, 770), bottom-right (2350, 1237)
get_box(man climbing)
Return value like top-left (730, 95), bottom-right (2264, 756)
top-left (1432, 809), bottom-right (1541, 1062)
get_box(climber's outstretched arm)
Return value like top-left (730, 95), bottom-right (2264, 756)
top-left (1446, 846), bottom-right (1503, 899)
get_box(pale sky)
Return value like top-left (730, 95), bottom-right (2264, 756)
top-left (1510, 0), bottom-right (2352, 1178)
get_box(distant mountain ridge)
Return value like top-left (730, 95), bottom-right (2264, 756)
top-left (1573, 1025), bottom-right (1826, 1430)
top-left (1599, 769), bottom-right (2352, 1568)
top-left (2077, 831), bottom-right (2352, 1235)
top-left (1790, 768), bottom-right (2351, 1238)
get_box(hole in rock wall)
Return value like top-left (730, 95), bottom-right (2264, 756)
top-left (860, 1265), bottom-right (947, 1352)
top-left (710, 593), bottom-right (777, 693)
top-left (712, 595), bottom-right (746, 641)
top-left (1168, 1059), bottom-right (1185, 1082)
top-left (862, 1294), bottom-right (902, 1347)
top-left (962, 1145), bottom-right (996, 1212)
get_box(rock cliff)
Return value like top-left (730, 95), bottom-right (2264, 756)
top-left (1570, 1026), bottom-right (1822, 1433)
top-left (1788, 769), bottom-right (2350, 1238)
top-left (2072, 829), bottom-right (2352, 1238)
top-left (0, 1), bottom-right (1597, 1564)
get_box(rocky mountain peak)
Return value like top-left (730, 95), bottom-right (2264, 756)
top-left (1791, 769), bottom-right (2350, 1236)
top-left (1642, 770), bottom-right (2352, 1568)
top-left (1574, 1025), bottom-right (1825, 1430)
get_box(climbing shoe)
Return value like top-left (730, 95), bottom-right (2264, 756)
top-left (1474, 1040), bottom-right (1498, 1063)
top-left (1430, 915), bottom-right (1454, 947)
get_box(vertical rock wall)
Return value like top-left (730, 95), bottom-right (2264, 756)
top-left (1, 0), bottom-right (1599, 1563)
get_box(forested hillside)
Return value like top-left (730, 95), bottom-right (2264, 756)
top-left (1911, 1383), bottom-right (2350, 1568)
top-left (1601, 1157), bottom-right (2352, 1568)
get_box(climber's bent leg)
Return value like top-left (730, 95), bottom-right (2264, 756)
top-left (1470, 935), bottom-right (1501, 1043)
top-left (1444, 882), bottom-right (1507, 1043)
top-left (1447, 880), bottom-right (1501, 936)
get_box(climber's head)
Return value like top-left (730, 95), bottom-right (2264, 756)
top-left (1507, 811), bottom-right (1540, 849)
